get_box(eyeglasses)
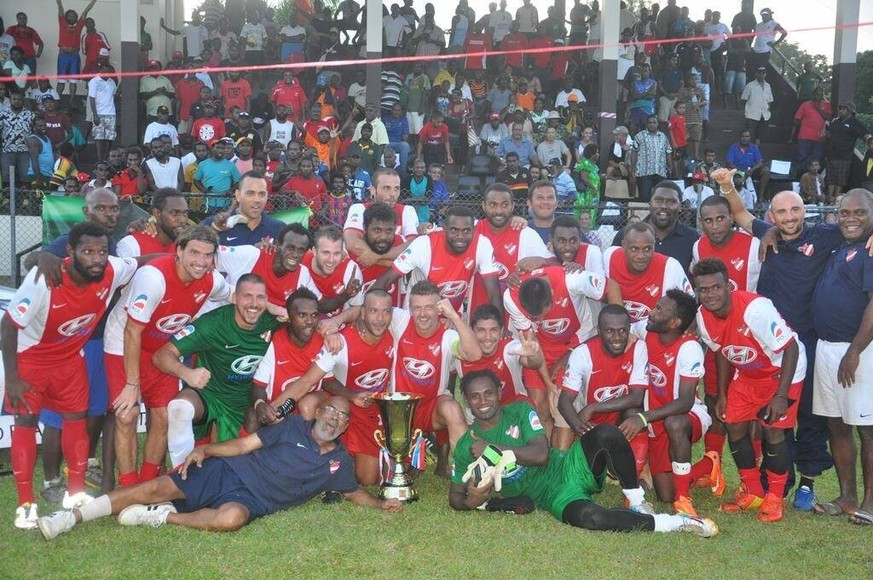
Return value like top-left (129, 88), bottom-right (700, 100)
top-left (321, 405), bottom-right (350, 421)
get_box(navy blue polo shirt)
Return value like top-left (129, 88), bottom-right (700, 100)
top-left (611, 219), bottom-right (699, 275)
top-left (226, 415), bottom-right (358, 514)
top-left (201, 214), bottom-right (286, 246)
top-left (752, 218), bottom-right (843, 335)
top-left (812, 241), bottom-right (873, 342)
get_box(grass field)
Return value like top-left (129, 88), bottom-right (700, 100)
top-left (1, 447), bottom-right (871, 579)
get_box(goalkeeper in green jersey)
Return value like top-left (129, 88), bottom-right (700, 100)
top-left (449, 370), bottom-right (718, 537)
top-left (154, 274), bottom-right (282, 467)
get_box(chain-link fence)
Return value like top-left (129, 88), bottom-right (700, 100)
top-left (0, 185), bottom-right (839, 288)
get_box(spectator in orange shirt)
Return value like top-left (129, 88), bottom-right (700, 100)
top-left (220, 70), bottom-right (252, 113)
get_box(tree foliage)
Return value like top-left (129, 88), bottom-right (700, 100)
top-left (856, 50), bottom-right (873, 114)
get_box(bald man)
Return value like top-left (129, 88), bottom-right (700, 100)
top-left (809, 189), bottom-right (873, 522)
top-left (37, 397), bottom-right (401, 539)
top-left (714, 168), bottom-right (843, 510)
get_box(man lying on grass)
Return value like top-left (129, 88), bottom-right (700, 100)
top-left (449, 370), bottom-right (718, 537)
top-left (37, 397), bottom-right (401, 539)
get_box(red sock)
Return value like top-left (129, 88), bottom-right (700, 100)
top-left (752, 438), bottom-right (763, 464)
top-left (139, 461), bottom-right (162, 482)
top-left (738, 467), bottom-right (765, 497)
top-left (61, 418), bottom-right (89, 495)
top-left (629, 433), bottom-right (649, 477)
top-left (118, 471), bottom-right (141, 487)
top-left (704, 432), bottom-right (725, 458)
top-left (690, 454), bottom-right (714, 481)
top-left (767, 470), bottom-right (788, 499)
top-left (674, 472), bottom-right (693, 499)
top-left (11, 426), bottom-right (37, 505)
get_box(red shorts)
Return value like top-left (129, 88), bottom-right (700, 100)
top-left (4, 354), bottom-right (88, 415)
top-left (104, 352), bottom-right (180, 409)
top-left (647, 412), bottom-right (704, 474)
top-left (703, 348), bottom-right (718, 396)
top-left (412, 395), bottom-right (448, 446)
top-left (340, 403), bottom-right (382, 458)
top-left (725, 377), bottom-right (803, 428)
top-left (523, 366), bottom-right (565, 391)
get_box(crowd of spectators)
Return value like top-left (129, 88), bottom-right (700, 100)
top-left (0, 0), bottom-right (871, 223)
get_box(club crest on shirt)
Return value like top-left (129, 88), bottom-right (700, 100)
top-left (332, 282), bottom-right (346, 294)
top-left (846, 248), bottom-right (858, 262)
top-left (664, 353), bottom-right (676, 367)
top-left (505, 424), bottom-right (520, 439)
top-left (329, 460), bottom-right (340, 475)
top-left (505, 242), bottom-right (518, 256)
top-left (428, 343), bottom-right (441, 356)
top-left (731, 257), bottom-right (745, 271)
top-left (621, 361), bottom-right (633, 374)
top-left (645, 284), bottom-right (660, 297)
top-left (96, 287), bottom-right (109, 301)
top-left (799, 243), bottom-right (814, 257)
top-left (464, 257), bottom-right (475, 270)
top-left (556, 297), bottom-right (569, 308)
top-left (193, 291), bottom-right (208, 304)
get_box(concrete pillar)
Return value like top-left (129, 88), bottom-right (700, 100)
top-left (831, 0), bottom-right (860, 110)
top-left (364, 0), bottom-right (383, 110)
top-left (598, 0), bottom-right (620, 171)
top-left (119, 0), bottom-right (140, 148)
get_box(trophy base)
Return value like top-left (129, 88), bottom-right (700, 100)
top-left (379, 483), bottom-right (418, 503)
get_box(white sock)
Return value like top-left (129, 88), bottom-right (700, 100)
top-left (621, 486), bottom-right (646, 507)
top-left (167, 399), bottom-right (196, 468)
top-left (78, 495), bottom-right (112, 522)
top-left (87, 458), bottom-right (99, 468)
top-left (672, 462), bottom-right (691, 476)
top-left (652, 513), bottom-right (685, 533)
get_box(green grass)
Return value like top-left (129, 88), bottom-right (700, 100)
top-left (1, 447), bottom-right (871, 579)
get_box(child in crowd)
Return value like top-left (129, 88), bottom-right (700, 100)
top-left (428, 163), bottom-right (449, 224)
top-left (798, 159), bottom-right (825, 204)
top-left (668, 101), bottom-right (687, 178)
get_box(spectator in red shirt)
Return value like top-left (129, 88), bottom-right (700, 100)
top-left (6, 12), bottom-right (44, 74)
top-left (81, 17), bottom-right (110, 74)
top-left (174, 65), bottom-right (206, 134)
top-left (111, 146), bottom-right (147, 200)
top-left (191, 100), bottom-right (226, 146)
top-left (668, 101), bottom-right (688, 178)
top-left (56, 0), bottom-right (98, 99)
top-left (220, 70), bottom-right (252, 113)
top-left (270, 70), bottom-right (307, 123)
top-left (500, 21), bottom-right (528, 69)
top-left (417, 111), bottom-right (453, 167)
top-left (281, 155), bottom-right (328, 214)
top-left (42, 96), bottom-right (72, 147)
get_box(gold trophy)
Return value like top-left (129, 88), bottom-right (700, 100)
top-left (373, 392), bottom-right (423, 502)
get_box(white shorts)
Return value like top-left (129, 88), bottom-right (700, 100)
top-left (813, 339), bottom-right (873, 426)
top-left (406, 112), bottom-right (424, 135)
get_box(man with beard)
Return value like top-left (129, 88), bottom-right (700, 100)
top-left (694, 257), bottom-right (805, 523)
top-left (470, 184), bottom-right (550, 314)
top-left (36, 397), bottom-right (400, 539)
top-left (809, 189), bottom-right (873, 524)
top-left (620, 291), bottom-right (714, 518)
top-left (4, 222), bottom-right (137, 528)
top-left (259, 290), bottom-right (396, 485)
top-left (357, 202), bottom-right (402, 305)
top-left (689, 195), bottom-right (761, 488)
top-left (117, 189), bottom-right (188, 258)
top-left (611, 181), bottom-right (698, 274)
top-left (448, 371), bottom-right (717, 537)
top-left (604, 223), bottom-right (693, 323)
top-left (204, 172), bottom-right (284, 246)
top-left (154, 275), bottom-right (281, 467)
top-left (374, 206), bottom-right (502, 317)
top-left (264, 104), bottom-right (301, 148)
top-left (343, 168), bottom-right (420, 268)
top-left (144, 139), bottom-right (184, 192)
top-left (458, 304), bottom-right (544, 406)
top-left (301, 225), bottom-right (363, 316)
top-left (103, 226), bottom-right (229, 488)
top-left (716, 167), bottom-right (839, 510)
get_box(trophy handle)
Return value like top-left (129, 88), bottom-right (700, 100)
top-left (407, 428), bottom-right (423, 457)
top-left (374, 430), bottom-right (386, 449)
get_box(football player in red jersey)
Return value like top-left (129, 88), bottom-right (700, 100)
top-left (504, 266), bottom-right (622, 450)
top-left (302, 225), bottom-right (363, 316)
top-left (116, 188), bottom-right (189, 258)
top-left (3, 223), bottom-right (137, 528)
top-left (694, 258), bottom-right (805, 523)
top-left (690, 195), bottom-right (761, 489)
top-left (250, 288), bottom-right (327, 427)
top-left (559, 306), bottom-right (648, 463)
top-left (358, 202), bottom-right (402, 304)
top-left (469, 184), bottom-right (550, 315)
top-left (457, 304), bottom-right (544, 407)
top-left (375, 205), bottom-right (503, 317)
top-left (620, 290), bottom-right (716, 518)
top-left (343, 168), bottom-right (420, 268)
top-left (603, 222), bottom-right (693, 322)
top-left (104, 226), bottom-right (229, 488)
top-left (550, 216), bottom-right (605, 276)
top-left (391, 281), bottom-right (482, 473)
top-left (261, 290), bottom-right (396, 485)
